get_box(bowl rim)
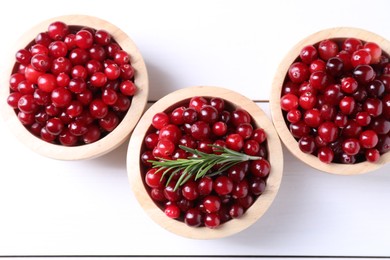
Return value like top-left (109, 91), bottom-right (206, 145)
top-left (270, 27), bottom-right (390, 175)
top-left (0, 14), bottom-right (149, 160)
top-left (127, 85), bottom-right (284, 239)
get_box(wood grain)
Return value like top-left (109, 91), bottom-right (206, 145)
top-left (127, 86), bottom-right (284, 239)
top-left (270, 27), bottom-right (390, 175)
top-left (0, 15), bottom-right (149, 160)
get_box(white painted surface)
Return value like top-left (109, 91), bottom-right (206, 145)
top-left (0, 0), bottom-right (389, 256)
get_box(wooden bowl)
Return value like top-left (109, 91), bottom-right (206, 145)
top-left (0, 15), bottom-right (148, 160)
top-left (270, 27), bottom-right (390, 175)
top-left (127, 86), bottom-right (283, 239)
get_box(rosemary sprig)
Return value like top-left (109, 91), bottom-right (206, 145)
top-left (148, 145), bottom-right (262, 190)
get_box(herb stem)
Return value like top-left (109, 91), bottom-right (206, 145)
top-left (148, 145), bottom-right (261, 190)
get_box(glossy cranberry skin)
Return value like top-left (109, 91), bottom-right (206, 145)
top-left (318, 121), bottom-right (339, 143)
top-left (287, 109), bottom-right (302, 123)
top-left (339, 96), bottom-right (356, 115)
top-left (213, 176), bottom-right (233, 195)
top-left (145, 168), bottom-right (165, 189)
top-left (317, 147), bottom-right (334, 163)
top-left (299, 136), bottom-right (316, 154)
top-left (250, 158), bottom-right (270, 178)
top-left (25, 64), bottom-right (44, 84)
top-left (189, 96), bottom-right (208, 112)
top-left (300, 45), bottom-right (318, 64)
top-left (31, 54), bottom-right (51, 72)
top-left (199, 105), bottom-right (218, 124)
top-left (310, 59), bottom-right (326, 73)
top-left (99, 112), bottom-right (119, 132)
top-left (364, 98), bottom-right (383, 117)
top-left (367, 80), bottom-right (385, 98)
top-left (37, 74), bottom-right (57, 92)
top-left (7, 92), bottom-right (22, 109)
top-left (229, 203), bottom-right (244, 219)
top-left (342, 138), bottom-right (360, 155)
top-left (351, 49), bottom-right (371, 67)
top-left (365, 148), bottom-right (380, 162)
top-left (280, 93), bottom-right (299, 111)
top-left (48, 41), bottom-right (68, 58)
top-left (159, 124), bottom-right (182, 144)
top-left (249, 177), bottom-right (266, 196)
top-left (51, 87), bottom-right (72, 108)
top-left (152, 112), bottom-right (169, 130)
top-left (89, 99), bottom-right (108, 119)
top-left (164, 204), bottom-right (181, 219)
top-left (326, 57), bottom-right (344, 76)
top-left (289, 121), bottom-right (310, 138)
top-left (51, 57), bottom-right (72, 75)
top-left (353, 65), bottom-right (375, 83)
top-left (83, 125), bottom-right (101, 144)
top-left (318, 39), bottom-right (339, 61)
top-left (47, 21), bottom-right (68, 40)
top-left (75, 30), bottom-right (94, 49)
top-left (364, 42), bottom-right (382, 64)
top-left (226, 133), bottom-right (244, 151)
top-left (170, 106), bottom-right (185, 125)
top-left (202, 195), bottom-right (221, 213)
top-left (226, 162), bottom-right (247, 183)
top-left (191, 121), bottom-right (211, 141)
top-left (342, 38), bottom-right (363, 53)
top-left (15, 49), bottom-right (32, 65)
top-left (210, 97), bottom-right (225, 113)
top-left (309, 71), bottom-right (329, 90)
top-left (18, 94), bottom-right (37, 114)
top-left (197, 176), bottom-right (213, 196)
top-left (58, 128), bottom-right (78, 145)
top-left (359, 130), bottom-right (379, 149)
top-left (231, 109), bottom-right (251, 126)
top-left (341, 77), bottom-right (358, 94)
top-left (288, 62), bottom-right (310, 83)
top-left (184, 208), bottom-right (202, 227)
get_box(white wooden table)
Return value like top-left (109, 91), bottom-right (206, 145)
top-left (1, 0), bottom-right (389, 257)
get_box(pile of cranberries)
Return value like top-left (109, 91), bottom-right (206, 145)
top-left (6, 21), bottom-right (137, 146)
top-left (140, 96), bottom-right (270, 228)
top-left (280, 38), bottom-right (390, 164)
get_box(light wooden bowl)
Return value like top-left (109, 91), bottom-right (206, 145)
top-left (270, 27), bottom-right (390, 175)
top-left (0, 15), bottom-right (148, 160)
top-left (127, 86), bottom-right (283, 239)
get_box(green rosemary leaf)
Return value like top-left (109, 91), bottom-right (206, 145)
top-left (147, 145), bottom-right (262, 190)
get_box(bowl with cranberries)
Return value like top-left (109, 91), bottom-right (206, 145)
top-left (1, 15), bottom-right (148, 160)
top-left (270, 27), bottom-right (390, 174)
top-left (127, 86), bottom-right (283, 239)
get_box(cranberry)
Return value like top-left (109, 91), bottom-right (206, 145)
top-left (213, 176), bottom-right (233, 195)
top-left (364, 42), bottom-right (382, 64)
top-left (326, 57), bottom-right (344, 76)
top-left (184, 208), bottom-right (202, 227)
top-left (47, 21), bottom-right (68, 40)
top-left (342, 38), bottom-right (363, 53)
top-left (250, 158), bottom-right (270, 178)
top-left (318, 39), bottom-right (339, 61)
top-left (190, 121), bottom-right (211, 141)
top-left (300, 45), bottom-right (318, 64)
top-left (165, 204), bottom-right (180, 219)
top-left (317, 147), bottom-right (334, 163)
top-left (288, 62), bottom-right (310, 83)
top-left (351, 49), bottom-right (372, 67)
top-left (280, 93), bottom-right (299, 111)
top-left (48, 41), bottom-right (68, 58)
top-left (225, 133), bottom-right (244, 151)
